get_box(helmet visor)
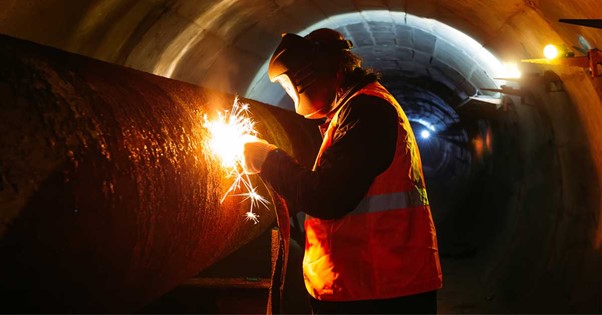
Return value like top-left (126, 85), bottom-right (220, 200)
top-left (275, 74), bottom-right (299, 108)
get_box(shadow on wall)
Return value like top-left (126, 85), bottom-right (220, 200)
top-left (435, 72), bottom-right (601, 313)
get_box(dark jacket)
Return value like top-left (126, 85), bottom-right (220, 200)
top-left (260, 83), bottom-right (399, 220)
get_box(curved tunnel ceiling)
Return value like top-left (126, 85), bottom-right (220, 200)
top-left (246, 10), bottom-right (504, 109)
top-left (1, 0), bottom-right (602, 313)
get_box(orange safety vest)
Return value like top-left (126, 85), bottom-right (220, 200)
top-left (303, 82), bottom-right (442, 301)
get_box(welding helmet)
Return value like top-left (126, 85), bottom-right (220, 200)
top-left (268, 29), bottom-right (353, 119)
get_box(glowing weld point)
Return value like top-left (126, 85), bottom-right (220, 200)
top-left (203, 97), bottom-right (258, 169)
top-left (245, 211), bottom-right (260, 224)
top-left (203, 96), bottom-right (270, 224)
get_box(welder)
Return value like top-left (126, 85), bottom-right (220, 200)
top-left (243, 28), bottom-right (442, 314)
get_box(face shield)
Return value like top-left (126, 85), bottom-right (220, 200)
top-left (274, 74), bottom-right (299, 109)
top-left (275, 72), bottom-right (334, 119)
top-left (268, 30), bottom-right (352, 119)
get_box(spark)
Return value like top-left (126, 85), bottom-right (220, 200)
top-left (233, 185), bottom-right (271, 213)
top-left (203, 97), bottom-right (270, 223)
top-left (245, 211), bottom-right (260, 224)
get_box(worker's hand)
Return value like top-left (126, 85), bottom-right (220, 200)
top-left (243, 137), bottom-right (277, 174)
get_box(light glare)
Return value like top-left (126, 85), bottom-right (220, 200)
top-left (421, 130), bottom-right (431, 139)
top-left (501, 62), bottom-right (522, 79)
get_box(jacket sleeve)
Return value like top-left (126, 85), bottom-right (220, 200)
top-left (259, 94), bottom-right (399, 220)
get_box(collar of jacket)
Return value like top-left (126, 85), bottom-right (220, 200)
top-left (318, 77), bottom-right (379, 137)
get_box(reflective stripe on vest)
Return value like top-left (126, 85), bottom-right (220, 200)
top-left (349, 187), bottom-right (429, 216)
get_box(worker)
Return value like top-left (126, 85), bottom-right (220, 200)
top-left (243, 28), bottom-right (442, 314)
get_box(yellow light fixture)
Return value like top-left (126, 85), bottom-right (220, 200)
top-left (543, 44), bottom-right (559, 60)
top-left (522, 46), bottom-right (602, 78)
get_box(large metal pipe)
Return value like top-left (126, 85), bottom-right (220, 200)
top-left (0, 34), bottom-right (320, 313)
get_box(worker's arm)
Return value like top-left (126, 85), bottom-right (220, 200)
top-left (259, 94), bottom-right (398, 220)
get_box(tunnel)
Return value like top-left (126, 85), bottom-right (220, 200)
top-left (1, 0), bottom-right (601, 313)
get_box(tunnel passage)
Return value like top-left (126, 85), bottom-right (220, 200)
top-left (1, 1), bottom-right (602, 314)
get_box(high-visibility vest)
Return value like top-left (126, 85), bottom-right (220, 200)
top-left (303, 82), bottom-right (442, 301)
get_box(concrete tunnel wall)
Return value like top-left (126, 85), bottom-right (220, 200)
top-left (1, 0), bottom-right (601, 313)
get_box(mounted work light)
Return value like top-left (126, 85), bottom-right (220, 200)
top-left (522, 43), bottom-right (601, 78)
top-left (543, 44), bottom-right (559, 60)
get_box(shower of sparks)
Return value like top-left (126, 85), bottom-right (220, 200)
top-left (203, 97), bottom-right (269, 224)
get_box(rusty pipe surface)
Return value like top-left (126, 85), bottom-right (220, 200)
top-left (0, 34), bottom-right (321, 313)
